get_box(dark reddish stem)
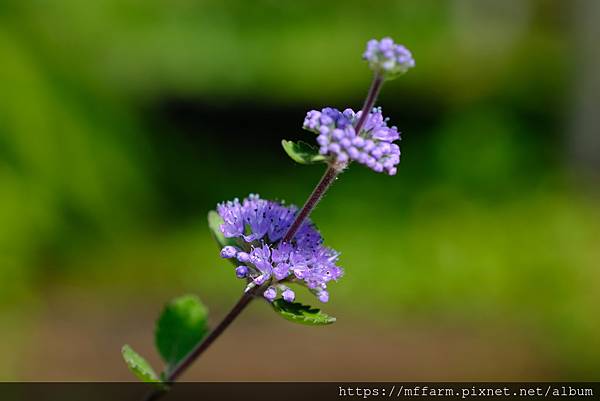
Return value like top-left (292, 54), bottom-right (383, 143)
top-left (354, 72), bottom-right (384, 135)
top-left (281, 165), bottom-right (340, 243)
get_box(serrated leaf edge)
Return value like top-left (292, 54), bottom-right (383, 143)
top-left (271, 300), bottom-right (336, 326)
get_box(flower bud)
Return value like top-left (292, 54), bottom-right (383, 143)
top-left (220, 246), bottom-right (238, 259)
top-left (363, 37), bottom-right (414, 80)
top-left (282, 288), bottom-right (295, 302)
top-left (235, 265), bottom-right (248, 278)
top-left (263, 287), bottom-right (277, 302)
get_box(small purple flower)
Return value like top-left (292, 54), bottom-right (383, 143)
top-left (263, 286), bottom-right (277, 302)
top-left (217, 194), bottom-right (321, 246)
top-left (217, 195), bottom-right (342, 302)
top-left (253, 273), bottom-right (269, 286)
top-left (282, 288), bottom-right (295, 302)
top-left (220, 246), bottom-right (238, 259)
top-left (363, 37), bottom-right (414, 79)
top-left (302, 107), bottom-right (401, 175)
top-left (235, 265), bottom-right (249, 278)
top-left (273, 262), bottom-right (290, 280)
top-left (236, 251), bottom-right (250, 263)
top-left (243, 240), bottom-right (342, 301)
top-left (216, 195), bottom-right (343, 303)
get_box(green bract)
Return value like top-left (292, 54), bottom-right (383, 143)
top-left (271, 299), bottom-right (336, 325)
top-left (281, 140), bottom-right (327, 165)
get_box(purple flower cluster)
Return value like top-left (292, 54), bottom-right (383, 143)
top-left (363, 37), bottom-right (415, 78)
top-left (303, 107), bottom-right (401, 175)
top-left (217, 195), bottom-right (343, 303)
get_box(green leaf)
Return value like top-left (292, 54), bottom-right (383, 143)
top-left (155, 295), bottom-right (209, 368)
top-left (121, 345), bottom-right (162, 385)
top-left (271, 299), bottom-right (336, 325)
top-left (208, 210), bottom-right (238, 248)
top-left (281, 140), bottom-right (327, 165)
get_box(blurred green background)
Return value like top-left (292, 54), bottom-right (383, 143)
top-left (1, 0), bottom-right (599, 381)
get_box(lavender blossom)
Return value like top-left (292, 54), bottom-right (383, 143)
top-left (303, 107), bottom-right (401, 175)
top-left (216, 194), bottom-right (343, 303)
top-left (363, 37), bottom-right (415, 79)
top-left (220, 246), bottom-right (238, 259)
top-left (281, 287), bottom-right (295, 302)
top-left (217, 194), bottom-right (317, 244)
top-left (263, 286), bottom-right (277, 302)
top-left (317, 290), bottom-right (329, 303)
top-left (235, 265), bottom-right (248, 278)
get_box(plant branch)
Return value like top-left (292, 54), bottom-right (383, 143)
top-left (354, 72), bottom-right (384, 135)
top-left (281, 165), bottom-right (341, 243)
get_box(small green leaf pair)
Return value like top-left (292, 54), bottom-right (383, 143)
top-left (122, 295), bottom-right (209, 386)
